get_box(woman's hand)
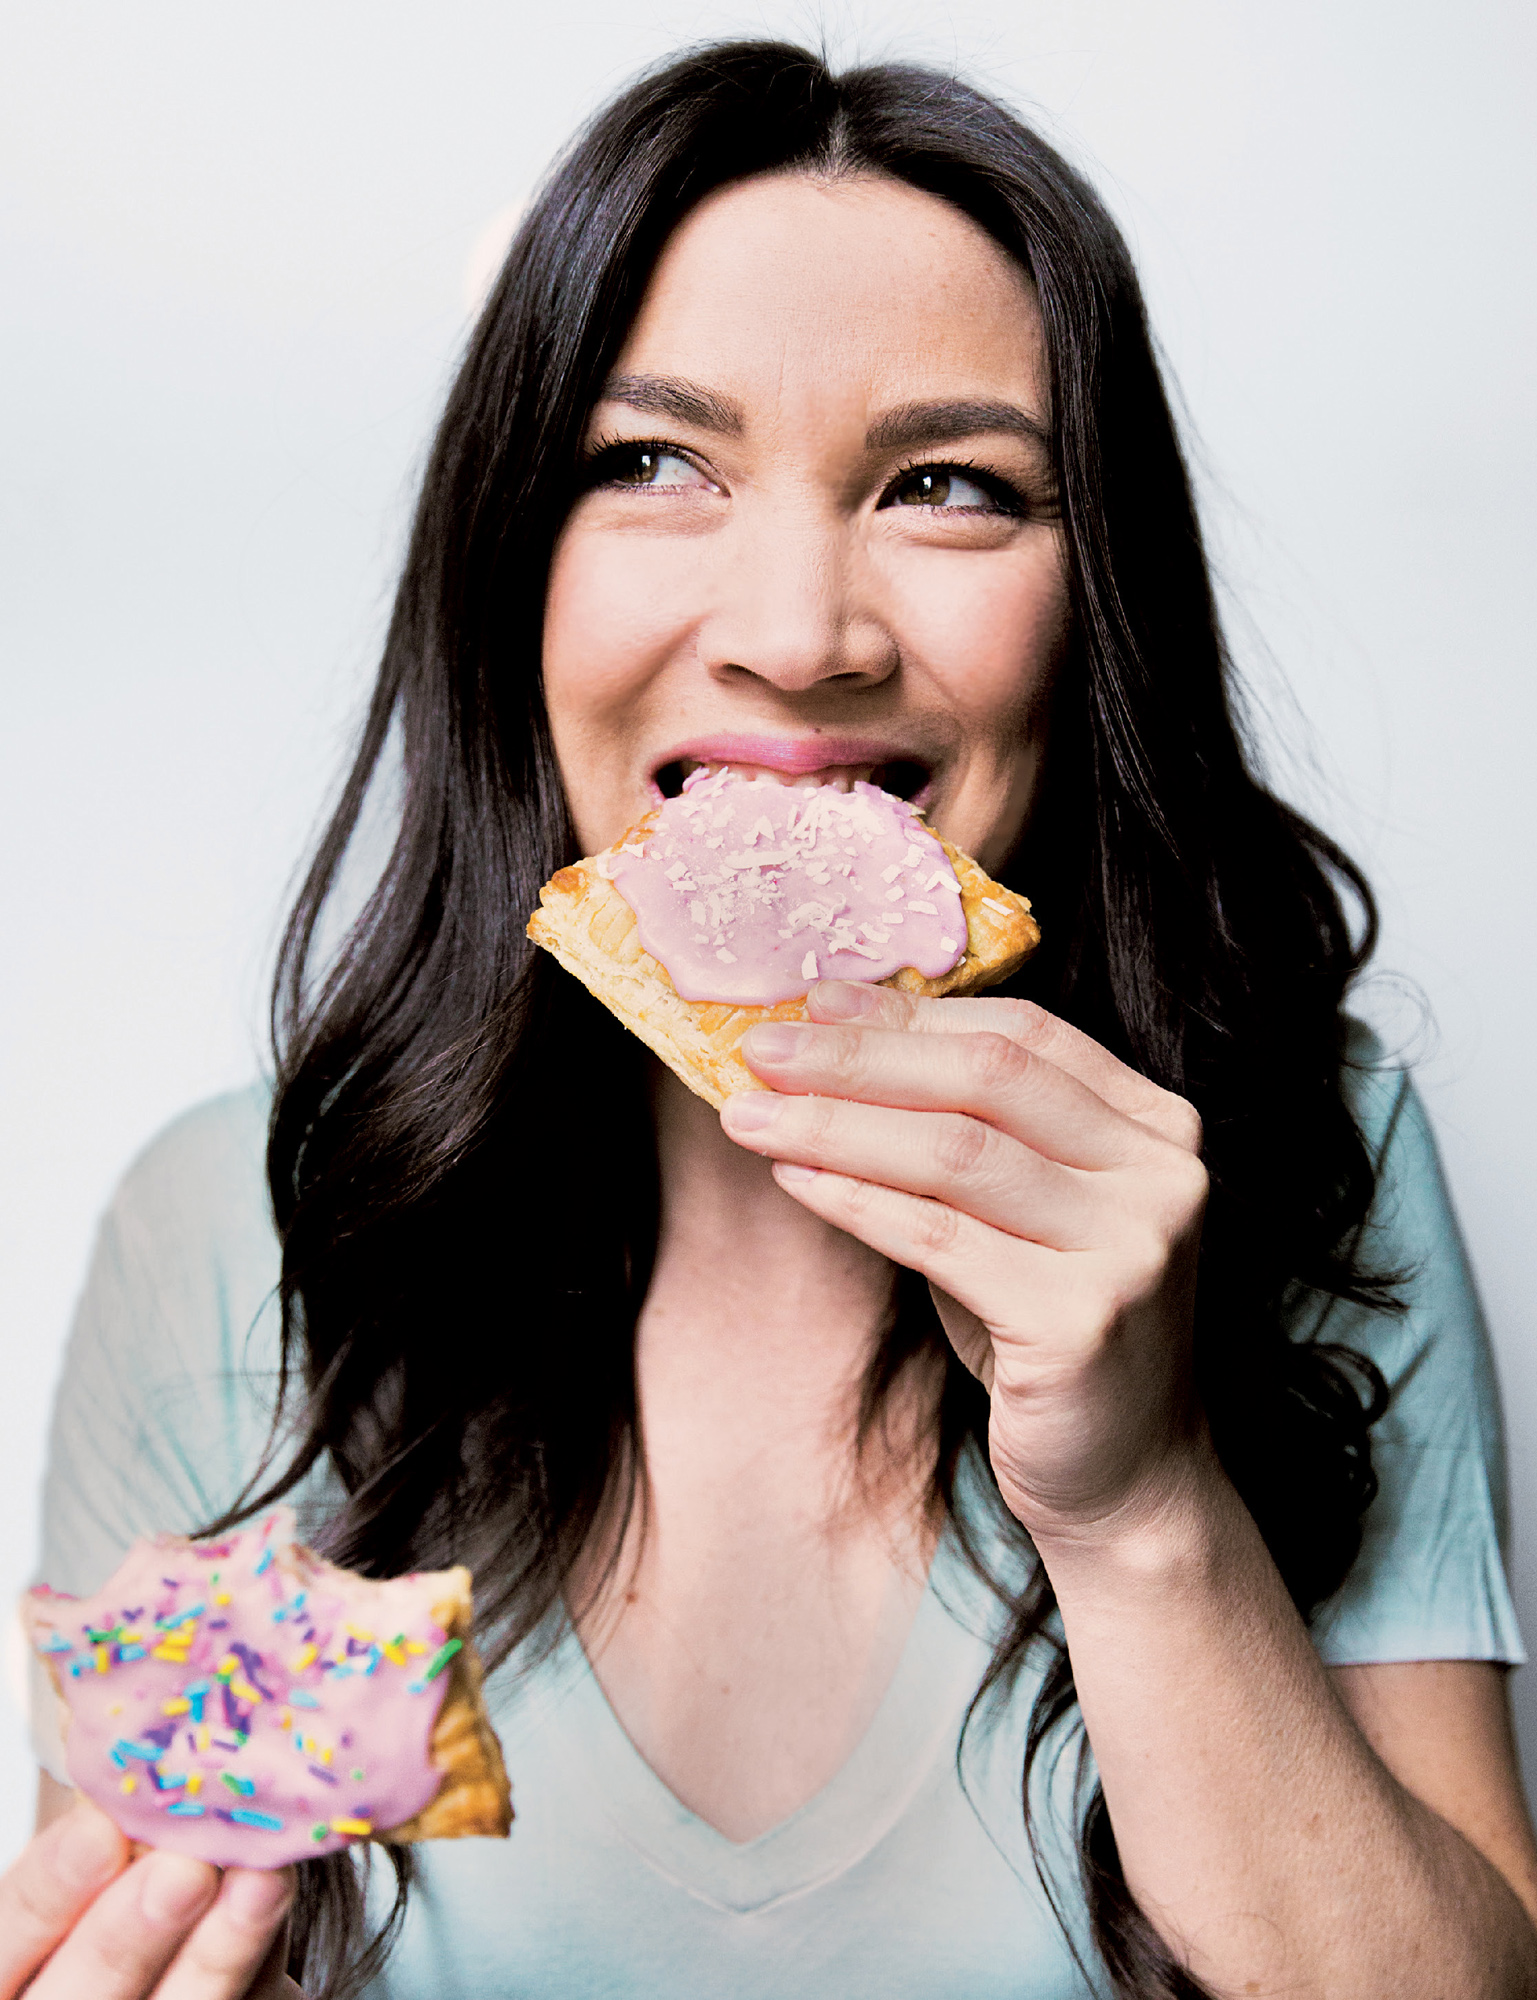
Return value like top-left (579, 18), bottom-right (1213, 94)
top-left (720, 981), bottom-right (1213, 1544)
top-left (1, 1798), bottom-right (299, 1999)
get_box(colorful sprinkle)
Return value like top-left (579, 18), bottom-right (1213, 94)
top-left (33, 1504), bottom-right (473, 1871)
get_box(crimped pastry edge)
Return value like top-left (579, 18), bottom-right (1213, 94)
top-left (380, 1569), bottom-right (511, 1844)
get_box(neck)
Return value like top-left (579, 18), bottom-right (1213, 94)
top-left (635, 1065), bottom-right (930, 1514)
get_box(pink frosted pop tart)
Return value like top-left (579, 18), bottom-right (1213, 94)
top-left (23, 1507), bottom-right (510, 1868)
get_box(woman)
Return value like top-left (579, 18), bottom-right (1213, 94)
top-left (9, 40), bottom-right (1535, 2000)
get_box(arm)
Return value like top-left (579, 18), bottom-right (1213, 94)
top-left (724, 984), bottom-right (1537, 1997)
top-left (1038, 1480), bottom-right (1537, 1994)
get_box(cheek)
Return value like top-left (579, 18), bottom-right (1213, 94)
top-left (883, 539), bottom-right (1069, 736)
top-left (542, 522), bottom-right (700, 723)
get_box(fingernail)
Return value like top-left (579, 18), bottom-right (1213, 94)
top-left (744, 1022), bottom-right (809, 1062)
top-left (58, 1805), bottom-right (124, 1890)
top-left (141, 1851), bottom-right (217, 1927)
top-left (722, 1092), bottom-right (781, 1131)
top-left (812, 981), bottom-right (878, 1019)
top-left (774, 1162), bottom-right (820, 1183)
top-left (222, 1867), bottom-right (295, 1930)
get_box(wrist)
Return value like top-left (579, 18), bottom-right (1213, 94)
top-left (1022, 1436), bottom-right (1258, 1599)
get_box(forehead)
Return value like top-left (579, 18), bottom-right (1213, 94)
top-left (613, 173), bottom-right (1046, 417)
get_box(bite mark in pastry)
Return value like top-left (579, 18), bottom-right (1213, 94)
top-left (23, 1507), bottom-right (511, 1867)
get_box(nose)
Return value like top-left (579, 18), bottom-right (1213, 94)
top-left (695, 511), bottom-right (897, 695)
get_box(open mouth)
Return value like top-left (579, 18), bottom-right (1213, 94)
top-left (653, 755), bottom-right (933, 803)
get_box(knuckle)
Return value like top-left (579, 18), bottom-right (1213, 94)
top-left (841, 1174), bottom-right (878, 1219)
top-left (966, 1030), bottom-right (1028, 1096)
top-left (1163, 1148), bottom-right (1209, 1219)
top-left (998, 996), bottom-right (1049, 1040)
top-left (912, 1198), bottom-right (961, 1255)
top-left (934, 1114), bottom-right (991, 1179)
top-left (1118, 1224), bottom-right (1172, 1299)
top-left (3, 1856), bottom-right (62, 1938)
top-left (824, 1024), bottom-right (868, 1080)
top-left (1162, 1093), bottom-right (1204, 1154)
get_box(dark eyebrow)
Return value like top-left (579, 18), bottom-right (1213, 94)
top-left (864, 399), bottom-right (1051, 454)
top-left (598, 373), bottom-right (744, 436)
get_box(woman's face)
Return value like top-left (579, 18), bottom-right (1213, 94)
top-left (542, 172), bottom-right (1069, 874)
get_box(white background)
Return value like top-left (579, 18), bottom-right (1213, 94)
top-left (2, 0), bottom-right (1534, 1861)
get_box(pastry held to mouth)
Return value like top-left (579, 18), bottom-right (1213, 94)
top-left (612, 765), bottom-right (965, 1007)
top-left (527, 766), bottom-right (1040, 1108)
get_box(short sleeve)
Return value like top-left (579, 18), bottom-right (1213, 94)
top-left (1305, 1029), bottom-right (1525, 1667)
top-left (25, 1083), bottom-right (312, 1778)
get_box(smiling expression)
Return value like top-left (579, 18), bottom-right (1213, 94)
top-left (541, 172), bottom-right (1070, 875)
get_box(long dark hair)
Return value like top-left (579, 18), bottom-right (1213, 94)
top-left (239, 42), bottom-right (1396, 1998)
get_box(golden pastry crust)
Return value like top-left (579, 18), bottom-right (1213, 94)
top-left (526, 805), bottom-right (1041, 1109)
top-left (381, 1570), bottom-right (512, 1844)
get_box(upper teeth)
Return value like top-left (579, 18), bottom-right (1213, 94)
top-left (682, 759), bottom-right (874, 792)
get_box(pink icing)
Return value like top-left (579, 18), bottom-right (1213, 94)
top-left (24, 1508), bottom-right (463, 1868)
top-left (608, 767), bottom-right (966, 1005)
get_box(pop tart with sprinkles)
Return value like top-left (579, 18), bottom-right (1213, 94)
top-left (22, 1506), bottom-right (511, 1868)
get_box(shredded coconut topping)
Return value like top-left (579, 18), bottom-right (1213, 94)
top-left (606, 767), bottom-right (967, 1005)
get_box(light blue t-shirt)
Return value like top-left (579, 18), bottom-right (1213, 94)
top-left (29, 1036), bottom-right (1524, 1997)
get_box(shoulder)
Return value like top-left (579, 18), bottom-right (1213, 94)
top-left (40, 1081), bottom-right (291, 1595)
top-left (1328, 1020), bottom-right (1472, 1368)
top-left (110, 1080), bottom-right (273, 1236)
top-left (64, 1079), bottom-right (282, 1435)
top-left (1307, 1023), bottom-right (1524, 1663)
top-left (97, 1081), bottom-right (278, 1305)
top-left (1338, 1018), bottom-right (1412, 1160)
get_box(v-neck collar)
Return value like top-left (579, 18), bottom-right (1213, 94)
top-left (533, 1529), bottom-right (1002, 1915)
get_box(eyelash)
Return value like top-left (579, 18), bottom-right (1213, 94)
top-left (580, 435), bottom-right (713, 493)
top-left (882, 456), bottom-right (1028, 517)
top-left (580, 435), bottom-right (1032, 516)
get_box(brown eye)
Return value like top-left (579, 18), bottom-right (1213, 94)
top-left (895, 469), bottom-right (955, 506)
top-left (882, 465), bottom-right (1019, 513)
top-left (606, 446), bottom-right (715, 489)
